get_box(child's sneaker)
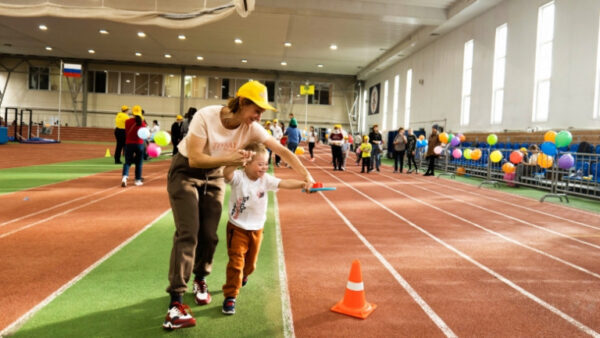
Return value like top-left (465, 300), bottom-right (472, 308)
top-left (121, 176), bottom-right (127, 187)
top-left (162, 302), bottom-right (196, 330)
top-left (193, 279), bottom-right (211, 305)
top-left (134, 179), bottom-right (143, 186)
top-left (242, 276), bottom-right (248, 287)
top-left (222, 297), bottom-right (236, 315)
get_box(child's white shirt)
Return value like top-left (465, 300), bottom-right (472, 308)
top-left (227, 170), bottom-right (281, 230)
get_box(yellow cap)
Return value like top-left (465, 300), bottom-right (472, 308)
top-left (176, 115), bottom-right (183, 120)
top-left (273, 118), bottom-right (278, 123)
top-left (236, 81), bottom-right (277, 111)
top-left (121, 105), bottom-right (129, 112)
top-left (344, 135), bottom-right (348, 139)
top-left (363, 135), bottom-right (369, 141)
top-left (132, 105), bottom-right (142, 116)
top-left (334, 124), bottom-right (342, 129)
top-left (520, 147), bottom-right (528, 153)
top-left (265, 120), bottom-right (271, 125)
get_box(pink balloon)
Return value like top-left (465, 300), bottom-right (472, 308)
top-left (452, 148), bottom-right (462, 159)
top-left (147, 143), bottom-right (162, 158)
top-left (434, 146), bottom-right (443, 155)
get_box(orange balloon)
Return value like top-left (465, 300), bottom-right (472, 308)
top-left (471, 148), bottom-right (482, 161)
top-left (537, 153), bottom-right (554, 168)
top-left (459, 134), bottom-right (466, 142)
top-left (438, 132), bottom-right (448, 144)
top-left (544, 130), bottom-right (556, 143)
top-left (418, 135), bottom-right (425, 141)
top-left (502, 162), bottom-right (516, 174)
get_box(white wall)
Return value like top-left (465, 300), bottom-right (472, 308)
top-left (362, 0), bottom-right (600, 136)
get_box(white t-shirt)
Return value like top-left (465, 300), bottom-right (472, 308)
top-left (271, 125), bottom-right (283, 140)
top-left (177, 105), bottom-right (270, 158)
top-left (227, 170), bottom-right (281, 230)
top-left (308, 132), bottom-right (316, 143)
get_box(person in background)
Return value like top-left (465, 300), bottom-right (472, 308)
top-left (114, 105), bottom-right (130, 164)
top-left (170, 115), bottom-right (184, 155)
top-left (424, 124), bottom-right (441, 176)
top-left (180, 107), bottom-right (198, 140)
top-left (150, 120), bottom-right (160, 135)
top-left (307, 126), bottom-right (317, 161)
top-left (393, 127), bottom-right (407, 173)
top-left (360, 135), bottom-right (372, 173)
top-left (271, 119), bottom-right (283, 167)
top-left (284, 118), bottom-right (302, 154)
top-left (405, 128), bottom-right (418, 174)
top-left (341, 135), bottom-right (350, 171)
top-left (369, 124), bottom-right (384, 172)
top-left (121, 108), bottom-right (147, 187)
top-left (264, 121), bottom-right (273, 164)
top-left (329, 124), bottom-right (344, 171)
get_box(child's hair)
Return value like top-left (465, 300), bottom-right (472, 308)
top-left (244, 142), bottom-right (268, 157)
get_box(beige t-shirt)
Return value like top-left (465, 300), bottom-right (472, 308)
top-left (177, 105), bottom-right (270, 158)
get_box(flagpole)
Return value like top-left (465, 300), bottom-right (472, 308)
top-left (58, 60), bottom-right (62, 142)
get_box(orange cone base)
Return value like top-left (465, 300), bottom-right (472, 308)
top-left (331, 300), bottom-right (377, 319)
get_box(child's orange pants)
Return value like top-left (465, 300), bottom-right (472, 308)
top-left (222, 222), bottom-right (264, 298)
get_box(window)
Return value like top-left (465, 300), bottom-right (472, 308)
top-left (382, 80), bottom-right (389, 130)
top-left (362, 89), bottom-right (368, 132)
top-left (149, 74), bottom-right (163, 96)
top-left (460, 40), bottom-right (474, 126)
top-left (404, 69), bottom-right (413, 128)
top-left (532, 1), bottom-right (555, 122)
top-left (184, 76), bottom-right (207, 98)
top-left (107, 72), bottom-right (119, 94)
top-left (392, 74), bottom-right (400, 130)
top-left (135, 73), bottom-right (149, 96)
top-left (594, 16), bottom-right (600, 119)
top-left (87, 71), bottom-right (107, 93)
top-left (491, 23), bottom-right (508, 124)
top-left (120, 72), bottom-right (134, 95)
top-left (29, 67), bottom-right (49, 90)
top-left (265, 81), bottom-right (275, 102)
top-left (307, 83), bottom-right (332, 105)
top-left (164, 74), bottom-right (180, 97)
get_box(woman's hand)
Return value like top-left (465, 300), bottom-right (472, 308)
top-left (225, 149), bottom-right (255, 166)
top-left (303, 175), bottom-right (315, 193)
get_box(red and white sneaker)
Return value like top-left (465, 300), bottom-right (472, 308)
top-left (162, 302), bottom-right (196, 330)
top-left (193, 279), bottom-right (212, 305)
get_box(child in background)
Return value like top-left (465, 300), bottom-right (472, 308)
top-left (360, 135), bottom-right (372, 173)
top-left (341, 135), bottom-right (350, 171)
top-left (222, 143), bottom-right (305, 315)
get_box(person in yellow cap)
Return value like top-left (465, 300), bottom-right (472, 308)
top-left (162, 80), bottom-right (315, 330)
top-left (170, 114), bottom-right (184, 155)
top-left (113, 105), bottom-right (130, 164)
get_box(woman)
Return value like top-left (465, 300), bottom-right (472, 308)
top-left (393, 127), bottom-right (407, 173)
top-left (368, 124), bottom-right (384, 172)
top-left (162, 80), bottom-right (314, 330)
top-left (405, 128), bottom-right (418, 173)
top-left (121, 110), bottom-right (146, 187)
top-left (424, 124), bottom-right (441, 176)
top-left (307, 126), bottom-right (317, 161)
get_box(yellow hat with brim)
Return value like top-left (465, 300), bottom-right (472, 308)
top-left (176, 115), bottom-right (183, 120)
top-left (132, 105), bottom-right (142, 115)
top-left (121, 105), bottom-right (129, 112)
top-left (237, 81), bottom-right (277, 112)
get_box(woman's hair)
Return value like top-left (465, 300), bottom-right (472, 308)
top-left (529, 144), bottom-right (539, 151)
top-left (398, 127), bottom-right (405, 132)
top-left (244, 142), bottom-right (268, 157)
top-left (227, 97), bottom-right (254, 113)
top-left (280, 122), bottom-right (285, 133)
top-left (185, 107), bottom-right (197, 120)
top-left (134, 115), bottom-right (142, 127)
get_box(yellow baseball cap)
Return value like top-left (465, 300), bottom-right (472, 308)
top-left (273, 118), bottom-right (278, 123)
top-left (236, 81), bottom-right (277, 111)
top-left (132, 105), bottom-right (142, 116)
top-left (121, 105), bottom-right (129, 112)
top-left (176, 114), bottom-right (183, 120)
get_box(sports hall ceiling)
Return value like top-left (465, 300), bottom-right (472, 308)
top-left (0, 0), bottom-right (502, 78)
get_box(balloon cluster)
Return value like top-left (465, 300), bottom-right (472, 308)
top-left (137, 128), bottom-right (172, 158)
top-left (540, 130), bottom-right (573, 169)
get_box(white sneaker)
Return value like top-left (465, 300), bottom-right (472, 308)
top-left (135, 180), bottom-right (143, 186)
top-left (121, 176), bottom-right (127, 187)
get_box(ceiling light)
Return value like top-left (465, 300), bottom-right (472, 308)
top-left (169, 74), bottom-right (174, 77)
top-left (164, 54), bottom-right (172, 58)
top-left (99, 29), bottom-right (109, 35)
top-left (410, 42), bottom-right (416, 47)
top-left (317, 64), bottom-right (324, 68)
top-left (196, 56), bottom-right (204, 61)
top-left (234, 38), bottom-right (243, 44)
top-left (178, 34), bottom-right (186, 40)
top-left (135, 52), bottom-right (142, 56)
top-left (241, 59), bottom-right (248, 63)
top-left (330, 44), bottom-right (338, 50)
top-left (281, 61), bottom-right (287, 66)
top-left (137, 31), bottom-right (146, 38)
top-left (88, 49), bottom-right (95, 54)
top-left (45, 46), bottom-right (52, 51)
top-left (38, 24), bottom-right (48, 31)
top-left (284, 42), bottom-right (292, 47)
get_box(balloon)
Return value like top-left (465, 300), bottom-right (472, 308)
top-left (452, 148), bottom-right (462, 159)
top-left (544, 130), bottom-right (557, 143)
top-left (502, 162), bottom-right (515, 173)
top-left (458, 133), bottom-right (466, 142)
top-left (137, 127), bottom-right (150, 140)
top-left (540, 142), bottom-right (557, 156)
top-left (509, 150), bottom-right (523, 164)
top-left (558, 153), bottom-right (575, 169)
top-left (537, 153), bottom-right (554, 168)
top-left (295, 146), bottom-right (305, 155)
top-left (555, 130), bottom-right (573, 148)
top-left (456, 167), bottom-right (466, 175)
top-left (487, 134), bottom-right (498, 146)
top-left (471, 149), bottom-right (482, 161)
top-left (147, 143), bottom-right (161, 158)
top-left (438, 132), bottom-right (448, 144)
top-left (154, 131), bottom-right (172, 146)
top-left (450, 137), bottom-right (461, 147)
top-left (463, 148), bottom-right (472, 160)
top-left (418, 135), bottom-right (425, 141)
top-left (434, 146), bottom-right (443, 155)
top-left (490, 150), bottom-right (503, 163)
top-left (447, 133), bottom-right (454, 143)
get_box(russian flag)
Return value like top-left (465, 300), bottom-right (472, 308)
top-left (63, 63), bottom-right (82, 77)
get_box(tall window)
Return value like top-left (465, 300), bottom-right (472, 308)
top-left (491, 24), bottom-right (507, 124)
top-left (461, 40), bottom-right (474, 126)
top-left (28, 67), bottom-right (50, 90)
top-left (362, 89), bottom-right (368, 133)
top-left (392, 75), bottom-right (400, 130)
top-left (594, 16), bottom-right (600, 119)
top-left (404, 69), bottom-right (412, 128)
top-left (382, 80), bottom-right (389, 130)
top-left (532, 1), bottom-right (555, 122)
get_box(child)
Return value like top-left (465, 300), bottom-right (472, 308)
top-left (221, 143), bottom-right (305, 315)
top-left (341, 135), bottom-right (350, 171)
top-left (360, 135), bottom-right (372, 173)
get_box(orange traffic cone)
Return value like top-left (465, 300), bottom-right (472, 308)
top-left (331, 260), bottom-right (376, 319)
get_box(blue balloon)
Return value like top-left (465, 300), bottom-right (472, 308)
top-left (540, 142), bottom-right (557, 156)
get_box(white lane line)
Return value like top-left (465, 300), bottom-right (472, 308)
top-left (314, 179), bottom-right (456, 337)
top-left (0, 208), bottom-right (172, 337)
top-left (272, 193), bottom-right (296, 338)
top-left (379, 172), bottom-right (600, 251)
top-left (0, 173), bottom-right (165, 239)
top-left (312, 157), bottom-right (600, 337)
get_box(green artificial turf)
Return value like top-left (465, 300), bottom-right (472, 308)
top-left (12, 189), bottom-right (285, 337)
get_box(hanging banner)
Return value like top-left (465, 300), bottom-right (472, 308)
top-left (300, 84), bottom-right (314, 95)
top-left (63, 63), bottom-right (82, 77)
top-left (368, 83), bottom-right (380, 115)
